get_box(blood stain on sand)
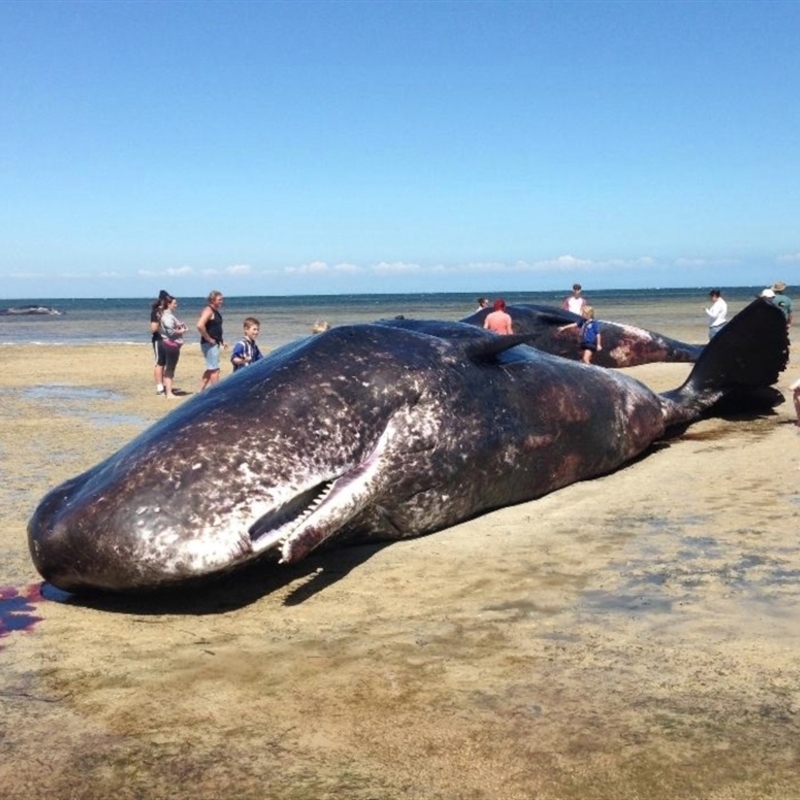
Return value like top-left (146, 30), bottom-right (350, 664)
top-left (0, 583), bottom-right (53, 649)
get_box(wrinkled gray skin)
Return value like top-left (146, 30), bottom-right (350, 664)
top-left (28, 302), bottom-right (786, 593)
top-left (461, 304), bottom-right (704, 367)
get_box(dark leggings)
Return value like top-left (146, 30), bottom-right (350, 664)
top-left (163, 344), bottom-right (181, 379)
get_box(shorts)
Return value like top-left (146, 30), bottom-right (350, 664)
top-left (201, 341), bottom-right (221, 371)
top-left (152, 339), bottom-right (166, 367)
top-left (581, 343), bottom-right (597, 352)
top-left (709, 324), bottom-right (726, 339)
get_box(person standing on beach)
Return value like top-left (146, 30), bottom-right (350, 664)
top-left (704, 289), bottom-right (728, 339)
top-left (558, 305), bottom-right (603, 364)
top-left (230, 317), bottom-right (263, 372)
top-left (159, 295), bottom-right (188, 398)
top-left (476, 298), bottom-right (489, 311)
top-left (563, 284), bottom-right (586, 315)
top-left (196, 290), bottom-right (226, 391)
top-left (483, 299), bottom-right (514, 334)
top-left (789, 377), bottom-right (800, 426)
top-left (771, 281), bottom-right (793, 327)
top-left (150, 289), bottom-right (169, 395)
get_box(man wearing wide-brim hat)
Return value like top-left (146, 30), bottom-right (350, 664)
top-left (771, 281), bottom-right (793, 326)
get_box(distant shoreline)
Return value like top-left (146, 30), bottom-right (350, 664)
top-left (0, 288), bottom-right (780, 349)
top-left (0, 284), bottom-right (776, 304)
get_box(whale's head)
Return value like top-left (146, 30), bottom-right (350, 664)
top-left (28, 324), bottom-right (481, 592)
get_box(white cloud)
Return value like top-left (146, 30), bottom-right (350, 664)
top-left (601, 256), bottom-right (656, 269)
top-left (332, 262), bottom-right (363, 273)
top-left (372, 261), bottom-right (422, 273)
top-left (286, 260), bottom-right (330, 274)
top-left (550, 254), bottom-right (593, 270)
top-left (673, 256), bottom-right (739, 269)
top-left (456, 261), bottom-right (509, 274)
top-left (137, 266), bottom-right (194, 277)
top-left (225, 263), bottom-right (252, 275)
top-left (5, 270), bottom-right (45, 279)
top-left (454, 255), bottom-right (644, 276)
top-left (777, 251), bottom-right (800, 263)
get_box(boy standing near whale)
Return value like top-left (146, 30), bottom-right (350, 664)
top-left (231, 317), bottom-right (263, 372)
top-left (559, 305), bottom-right (603, 364)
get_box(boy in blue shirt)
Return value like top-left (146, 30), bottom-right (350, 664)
top-left (558, 305), bottom-right (603, 364)
top-left (231, 317), bottom-right (264, 372)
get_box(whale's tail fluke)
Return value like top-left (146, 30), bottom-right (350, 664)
top-left (662, 298), bottom-right (789, 421)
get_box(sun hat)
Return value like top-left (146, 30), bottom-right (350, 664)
top-left (772, 281), bottom-right (788, 292)
top-left (760, 288), bottom-right (775, 299)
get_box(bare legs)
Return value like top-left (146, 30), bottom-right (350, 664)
top-left (198, 369), bottom-right (220, 392)
top-left (198, 342), bottom-right (222, 392)
top-left (163, 348), bottom-right (180, 398)
top-left (793, 387), bottom-right (800, 426)
top-left (153, 341), bottom-right (165, 394)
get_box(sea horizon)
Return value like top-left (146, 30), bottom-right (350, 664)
top-left (0, 285), bottom-right (779, 349)
top-left (0, 283), bottom-right (775, 303)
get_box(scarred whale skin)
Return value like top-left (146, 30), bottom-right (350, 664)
top-left (461, 304), bottom-right (704, 367)
top-left (28, 299), bottom-right (787, 593)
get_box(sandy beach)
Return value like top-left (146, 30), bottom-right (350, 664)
top-left (2, 338), bottom-right (800, 800)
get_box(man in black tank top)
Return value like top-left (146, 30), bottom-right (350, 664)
top-left (196, 290), bottom-right (226, 391)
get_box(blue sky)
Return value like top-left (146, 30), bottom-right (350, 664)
top-left (1, 0), bottom-right (799, 298)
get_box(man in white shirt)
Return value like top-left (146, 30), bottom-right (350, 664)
top-left (563, 283), bottom-right (587, 315)
top-left (704, 289), bottom-right (728, 339)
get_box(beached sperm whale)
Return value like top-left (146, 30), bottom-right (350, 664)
top-left (28, 299), bottom-right (787, 593)
top-left (461, 304), bottom-right (703, 367)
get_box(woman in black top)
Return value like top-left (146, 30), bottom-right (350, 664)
top-left (196, 290), bottom-right (226, 391)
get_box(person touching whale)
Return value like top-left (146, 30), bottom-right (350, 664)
top-left (558, 305), bottom-right (603, 364)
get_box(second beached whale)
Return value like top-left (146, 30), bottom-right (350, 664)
top-left (461, 303), bottom-right (704, 367)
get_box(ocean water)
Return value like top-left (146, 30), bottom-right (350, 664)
top-left (0, 287), bottom-right (767, 350)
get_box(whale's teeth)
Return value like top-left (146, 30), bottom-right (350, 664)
top-left (248, 478), bottom-right (337, 549)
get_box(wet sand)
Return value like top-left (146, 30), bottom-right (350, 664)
top-left (1, 336), bottom-right (800, 799)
